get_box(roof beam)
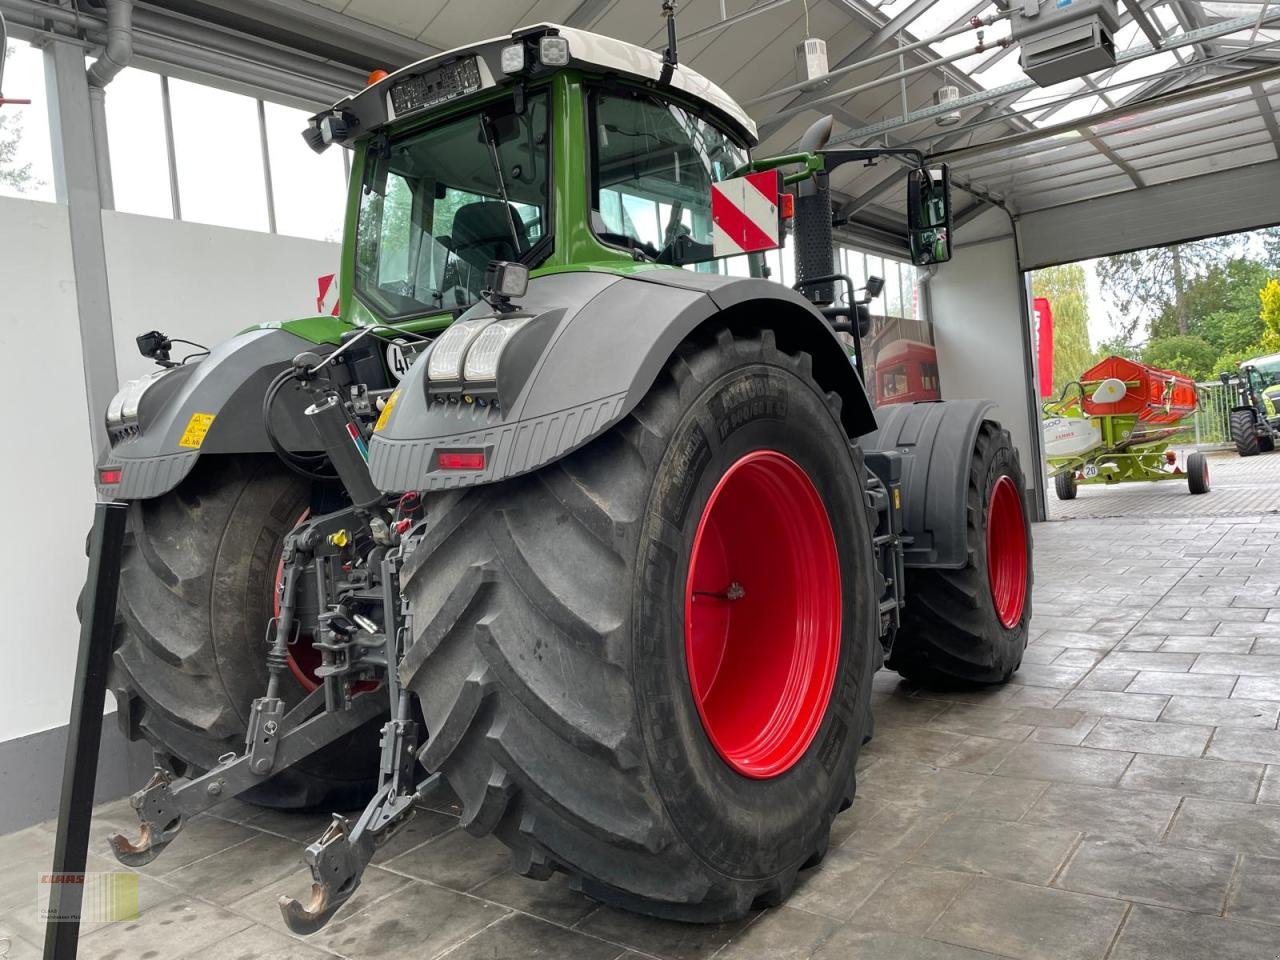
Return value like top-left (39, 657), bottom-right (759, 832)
top-left (564, 0), bottom-right (615, 29)
top-left (1253, 81), bottom-right (1280, 156)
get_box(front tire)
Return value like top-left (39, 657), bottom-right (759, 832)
top-left (1054, 470), bottom-right (1077, 501)
top-left (888, 422), bottom-right (1032, 685)
top-left (1187, 451), bottom-right (1210, 494)
top-left (1231, 410), bottom-right (1261, 457)
top-left (399, 326), bottom-right (879, 920)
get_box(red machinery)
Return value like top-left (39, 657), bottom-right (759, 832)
top-left (874, 339), bottom-right (941, 406)
top-left (1079, 356), bottom-right (1197, 424)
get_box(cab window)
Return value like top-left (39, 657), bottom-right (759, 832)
top-left (589, 89), bottom-right (748, 267)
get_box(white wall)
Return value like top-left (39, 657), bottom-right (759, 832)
top-left (103, 211), bottom-right (341, 383)
top-left (0, 198), bottom-right (340, 745)
top-left (926, 227), bottom-right (1043, 512)
top-left (0, 196), bottom-right (96, 743)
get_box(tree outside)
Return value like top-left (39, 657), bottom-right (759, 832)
top-left (1033, 264), bottom-right (1093, 394)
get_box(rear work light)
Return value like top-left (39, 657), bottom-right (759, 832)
top-left (98, 468), bottom-right (123, 485)
top-left (438, 451), bottom-right (486, 471)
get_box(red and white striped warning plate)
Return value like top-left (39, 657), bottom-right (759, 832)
top-left (711, 170), bottom-right (783, 258)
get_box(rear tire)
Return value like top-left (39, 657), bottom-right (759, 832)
top-left (102, 456), bottom-right (381, 809)
top-left (1231, 409), bottom-right (1260, 457)
top-left (1187, 451), bottom-right (1210, 494)
top-left (399, 326), bottom-right (878, 921)
top-left (1054, 471), bottom-right (1077, 501)
top-left (888, 422), bottom-right (1032, 685)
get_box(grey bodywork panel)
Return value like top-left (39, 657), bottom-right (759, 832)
top-left (863, 399), bottom-right (996, 569)
top-left (368, 270), bottom-right (876, 493)
top-left (96, 328), bottom-right (327, 500)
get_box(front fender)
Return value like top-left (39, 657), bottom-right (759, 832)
top-left (367, 270), bottom-right (875, 493)
top-left (96, 328), bottom-right (328, 500)
top-left (863, 399), bottom-right (998, 569)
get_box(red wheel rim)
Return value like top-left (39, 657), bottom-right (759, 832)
top-left (684, 451), bottom-right (842, 779)
top-left (986, 475), bottom-right (1028, 629)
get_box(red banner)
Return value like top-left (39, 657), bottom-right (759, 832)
top-left (1033, 296), bottom-right (1053, 397)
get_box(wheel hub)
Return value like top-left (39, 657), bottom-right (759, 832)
top-left (986, 475), bottom-right (1028, 629)
top-left (684, 450), bottom-right (842, 779)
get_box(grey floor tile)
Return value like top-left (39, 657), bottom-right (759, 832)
top-left (1060, 690), bottom-right (1170, 721)
top-left (937, 736), bottom-right (1022, 774)
top-left (184, 924), bottom-right (339, 959)
top-left (1097, 652), bottom-right (1197, 673)
top-left (137, 815), bottom-right (263, 872)
top-left (993, 742), bottom-right (1135, 787)
top-left (1028, 714), bottom-right (1100, 746)
top-left (1166, 796), bottom-right (1280, 857)
top-left (231, 806), bottom-right (342, 845)
top-left (1077, 669), bottom-right (1138, 692)
top-left (786, 846), bottom-right (897, 919)
top-left (1225, 854), bottom-right (1280, 925)
top-left (1022, 783), bottom-right (1180, 842)
top-left (856, 760), bottom-right (987, 813)
top-left (471, 871), bottom-right (599, 927)
top-left (911, 817), bottom-right (1078, 884)
top-left (1193, 654), bottom-right (1280, 677)
top-left (1205, 727), bottom-right (1280, 765)
top-left (1008, 663), bottom-right (1093, 688)
top-left (813, 928), bottom-right (1001, 960)
top-left (1082, 717), bottom-right (1213, 758)
top-left (926, 705), bottom-right (1035, 741)
top-left (1109, 903), bottom-right (1280, 960)
top-left (954, 777), bottom-right (1049, 822)
top-left (716, 906), bottom-right (840, 960)
top-left (1260, 765), bottom-right (1280, 804)
top-left (1234, 676), bottom-right (1280, 699)
top-left (930, 876), bottom-right (1127, 960)
top-left (381, 826), bottom-right (511, 892)
top-left (160, 832), bottom-right (306, 905)
top-left (575, 905), bottom-right (751, 960)
top-left (840, 804), bottom-right (952, 862)
top-left (845, 863), bottom-right (974, 934)
top-left (862, 727), bottom-right (969, 765)
top-left (75, 894), bottom-right (254, 960)
top-left (1158, 636), bottom-right (1255, 654)
top-left (445, 912), bottom-right (623, 960)
top-left (318, 880), bottom-right (507, 960)
top-left (1125, 671), bottom-right (1238, 697)
top-left (1056, 836), bottom-right (1236, 913)
top-left (1160, 696), bottom-right (1280, 728)
top-left (369, 807), bottom-right (458, 863)
top-left (1119, 754), bottom-right (1265, 802)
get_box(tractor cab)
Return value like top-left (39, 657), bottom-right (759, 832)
top-left (306, 22), bottom-right (953, 338)
top-left (1222, 352), bottom-right (1280, 456)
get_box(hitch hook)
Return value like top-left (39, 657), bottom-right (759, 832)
top-left (107, 770), bottom-right (185, 866)
top-left (278, 815), bottom-right (369, 935)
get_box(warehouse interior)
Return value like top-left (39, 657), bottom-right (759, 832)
top-left (3, 0), bottom-right (1280, 957)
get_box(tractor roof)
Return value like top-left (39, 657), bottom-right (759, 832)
top-left (310, 23), bottom-right (758, 148)
top-left (1243, 352), bottom-right (1280, 369)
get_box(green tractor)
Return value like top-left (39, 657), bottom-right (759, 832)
top-left (96, 18), bottom-right (1032, 929)
top-left (1222, 352), bottom-right (1280, 456)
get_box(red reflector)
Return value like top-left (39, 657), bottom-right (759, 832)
top-left (438, 451), bottom-right (485, 470)
top-left (779, 192), bottom-right (794, 220)
top-left (98, 468), bottom-right (123, 485)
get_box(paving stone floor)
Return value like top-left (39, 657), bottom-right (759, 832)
top-left (7, 511), bottom-right (1280, 958)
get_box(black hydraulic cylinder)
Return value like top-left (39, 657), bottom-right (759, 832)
top-left (305, 393), bottom-right (382, 508)
top-left (44, 501), bottom-right (127, 960)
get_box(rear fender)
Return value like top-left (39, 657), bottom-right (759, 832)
top-left (96, 328), bottom-right (332, 500)
top-left (862, 400), bottom-right (997, 569)
top-left (367, 270), bottom-right (876, 493)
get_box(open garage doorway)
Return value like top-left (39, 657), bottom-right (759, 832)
top-left (1034, 225), bottom-right (1280, 518)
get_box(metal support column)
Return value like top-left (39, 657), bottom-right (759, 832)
top-left (42, 502), bottom-right (128, 960)
top-left (45, 38), bottom-right (118, 459)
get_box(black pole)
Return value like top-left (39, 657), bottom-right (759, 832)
top-left (43, 501), bottom-right (127, 960)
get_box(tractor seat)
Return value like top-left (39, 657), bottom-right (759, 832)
top-left (450, 201), bottom-right (529, 274)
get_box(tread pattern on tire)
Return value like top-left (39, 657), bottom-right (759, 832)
top-left (1054, 471), bottom-right (1077, 501)
top-left (399, 325), bottom-right (877, 921)
top-left (887, 421), bottom-right (1031, 685)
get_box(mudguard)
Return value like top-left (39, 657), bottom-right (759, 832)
top-left (95, 328), bottom-right (334, 500)
top-left (367, 269), bottom-right (876, 493)
top-left (862, 399), bottom-right (997, 569)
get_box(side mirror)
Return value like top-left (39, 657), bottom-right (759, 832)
top-left (908, 164), bottom-right (953, 267)
top-left (1219, 371), bottom-right (1232, 384)
top-left (864, 275), bottom-right (884, 300)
